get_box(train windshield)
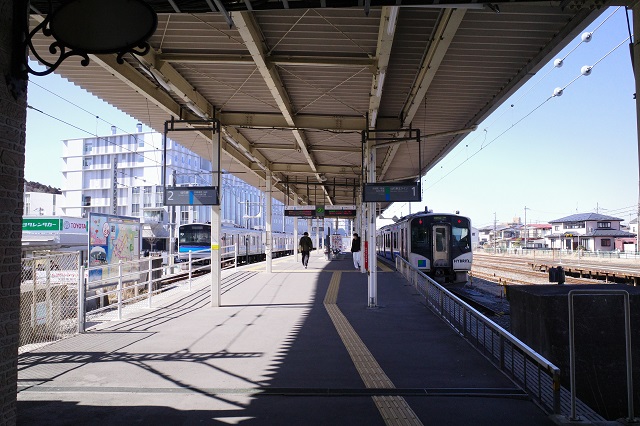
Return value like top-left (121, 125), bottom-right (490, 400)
top-left (179, 225), bottom-right (210, 245)
top-left (452, 222), bottom-right (470, 251)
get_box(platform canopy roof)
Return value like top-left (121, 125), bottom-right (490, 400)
top-left (28, 0), bottom-right (615, 214)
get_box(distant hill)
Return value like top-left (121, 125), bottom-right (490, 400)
top-left (25, 180), bottom-right (61, 194)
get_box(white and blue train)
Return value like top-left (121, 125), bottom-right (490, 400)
top-left (377, 211), bottom-right (472, 284)
top-left (177, 223), bottom-right (295, 265)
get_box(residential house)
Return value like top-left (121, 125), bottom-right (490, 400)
top-left (546, 213), bottom-right (635, 251)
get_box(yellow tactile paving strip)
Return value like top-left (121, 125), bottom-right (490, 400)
top-left (324, 272), bottom-right (423, 426)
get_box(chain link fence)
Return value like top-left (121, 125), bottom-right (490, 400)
top-left (19, 252), bottom-right (81, 354)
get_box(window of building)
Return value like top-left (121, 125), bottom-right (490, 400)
top-left (84, 141), bottom-right (92, 153)
top-left (155, 187), bottom-right (163, 207)
top-left (554, 226), bottom-right (560, 231)
top-left (597, 222), bottom-right (611, 229)
top-left (83, 196), bottom-right (91, 206)
top-left (143, 186), bottom-right (152, 207)
top-left (132, 204), bottom-right (140, 215)
top-left (24, 194), bottom-right (30, 215)
top-left (83, 157), bottom-right (93, 167)
top-left (137, 153), bottom-right (144, 163)
top-left (565, 222), bottom-right (584, 229)
top-left (601, 239), bottom-right (611, 247)
top-left (181, 210), bottom-right (189, 222)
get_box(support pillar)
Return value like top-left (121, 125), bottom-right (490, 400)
top-left (366, 136), bottom-right (378, 308)
top-left (265, 170), bottom-right (272, 273)
top-left (293, 197), bottom-right (299, 262)
top-left (0, 1), bottom-right (28, 422)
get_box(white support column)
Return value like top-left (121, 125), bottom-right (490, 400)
top-left (315, 218), bottom-right (320, 256)
top-left (293, 197), bottom-right (299, 262)
top-left (265, 171), bottom-right (273, 273)
top-left (211, 131), bottom-right (221, 308)
top-left (210, 204), bottom-right (221, 307)
top-left (367, 137), bottom-right (377, 308)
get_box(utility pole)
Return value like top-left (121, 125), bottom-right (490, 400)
top-left (494, 212), bottom-right (497, 254)
top-left (524, 206), bottom-right (529, 251)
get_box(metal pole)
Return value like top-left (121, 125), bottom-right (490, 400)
top-left (117, 260), bottom-right (123, 320)
top-left (234, 241), bottom-right (238, 269)
top-left (188, 250), bottom-right (192, 290)
top-left (148, 257), bottom-right (153, 307)
top-left (77, 266), bottom-right (85, 333)
top-left (266, 170), bottom-right (273, 273)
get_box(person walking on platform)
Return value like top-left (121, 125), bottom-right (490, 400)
top-left (351, 233), bottom-right (361, 270)
top-left (299, 232), bottom-right (313, 269)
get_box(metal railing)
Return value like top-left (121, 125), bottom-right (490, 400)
top-left (476, 247), bottom-right (640, 261)
top-left (395, 256), bottom-right (561, 415)
top-left (19, 252), bottom-right (81, 354)
top-left (85, 252), bottom-right (210, 325)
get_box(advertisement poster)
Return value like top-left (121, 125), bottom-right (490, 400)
top-left (88, 213), bottom-right (141, 284)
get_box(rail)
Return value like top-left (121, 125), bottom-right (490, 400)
top-left (394, 256), bottom-right (561, 415)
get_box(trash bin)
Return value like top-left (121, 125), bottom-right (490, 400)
top-left (557, 266), bottom-right (565, 284)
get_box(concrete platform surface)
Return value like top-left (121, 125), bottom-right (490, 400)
top-left (17, 253), bottom-right (554, 425)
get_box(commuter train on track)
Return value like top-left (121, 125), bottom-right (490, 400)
top-left (177, 223), bottom-right (295, 266)
top-left (377, 211), bottom-right (472, 284)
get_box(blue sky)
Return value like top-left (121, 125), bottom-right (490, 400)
top-left (25, 6), bottom-right (635, 229)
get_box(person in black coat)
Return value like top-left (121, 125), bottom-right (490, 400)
top-left (299, 232), bottom-right (313, 268)
top-left (351, 233), bottom-right (361, 269)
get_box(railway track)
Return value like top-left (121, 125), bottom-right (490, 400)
top-left (473, 254), bottom-right (605, 286)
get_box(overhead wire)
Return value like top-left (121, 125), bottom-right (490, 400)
top-left (425, 10), bottom-right (630, 195)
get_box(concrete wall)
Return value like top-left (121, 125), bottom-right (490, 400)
top-left (508, 284), bottom-right (640, 420)
top-left (0, 1), bottom-right (27, 423)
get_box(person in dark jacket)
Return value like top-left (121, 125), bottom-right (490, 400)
top-left (351, 233), bottom-right (361, 269)
top-left (299, 232), bottom-right (313, 268)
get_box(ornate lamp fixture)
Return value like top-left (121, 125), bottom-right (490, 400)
top-left (25, 0), bottom-right (157, 76)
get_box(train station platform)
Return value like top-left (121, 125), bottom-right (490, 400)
top-left (17, 252), bottom-right (562, 425)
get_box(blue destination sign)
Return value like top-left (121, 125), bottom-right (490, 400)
top-left (363, 183), bottom-right (421, 203)
top-left (164, 186), bottom-right (219, 206)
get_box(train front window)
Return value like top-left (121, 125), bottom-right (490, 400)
top-left (452, 225), bottom-right (470, 250)
top-left (179, 226), bottom-right (209, 244)
top-left (435, 228), bottom-right (446, 252)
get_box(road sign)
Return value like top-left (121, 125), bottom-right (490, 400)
top-left (363, 183), bottom-right (421, 203)
top-left (164, 186), bottom-right (219, 206)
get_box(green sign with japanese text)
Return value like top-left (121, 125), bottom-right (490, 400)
top-left (22, 218), bottom-right (62, 231)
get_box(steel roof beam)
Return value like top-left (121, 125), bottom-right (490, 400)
top-left (261, 163), bottom-right (360, 175)
top-left (369, 6), bottom-right (397, 129)
top-left (219, 111), bottom-right (400, 131)
top-left (378, 8), bottom-right (465, 180)
top-left (234, 11), bottom-right (332, 204)
top-left (158, 53), bottom-right (374, 68)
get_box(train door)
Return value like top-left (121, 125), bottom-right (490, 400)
top-left (432, 225), bottom-right (450, 267)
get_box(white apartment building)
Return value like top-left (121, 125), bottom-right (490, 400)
top-left (61, 126), bottom-right (308, 250)
top-left (23, 191), bottom-right (62, 217)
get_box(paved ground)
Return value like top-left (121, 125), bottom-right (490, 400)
top-left (17, 251), bottom-right (557, 425)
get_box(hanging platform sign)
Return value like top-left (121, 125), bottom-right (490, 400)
top-left (325, 205), bottom-right (357, 217)
top-left (284, 206), bottom-right (315, 217)
top-left (363, 183), bottom-right (421, 203)
top-left (164, 186), bottom-right (219, 206)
